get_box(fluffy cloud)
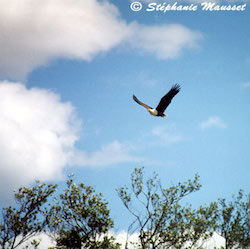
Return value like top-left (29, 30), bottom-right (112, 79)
top-left (0, 81), bottom-right (142, 202)
top-left (15, 233), bottom-right (56, 249)
top-left (241, 82), bottom-right (250, 88)
top-left (112, 231), bottom-right (225, 249)
top-left (128, 23), bottom-right (201, 60)
top-left (74, 141), bottom-right (142, 168)
top-left (0, 0), bottom-right (202, 80)
top-left (0, 81), bottom-right (80, 201)
top-left (152, 124), bottom-right (184, 145)
top-left (199, 116), bottom-right (227, 130)
top-left (0, 0), bottom-right (130, 80)
top-left (15, 231), bottom-right (225, 249)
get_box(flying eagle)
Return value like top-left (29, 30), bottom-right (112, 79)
top-left (133, 84), bottom-right (181, 117)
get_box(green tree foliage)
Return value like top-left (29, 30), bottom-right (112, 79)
top-left (215, 190), bottom-right (250, 249)
top-left (47, 175), bottom-right (120, 249)
top-left (0, 182), bottom-right (57, 249)
top-left (0, 168), bottom-right (249, 249)
top-left (117, 167), bottom-right (217, 249)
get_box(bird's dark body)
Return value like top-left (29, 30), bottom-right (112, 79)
top-left (133, 84), bottom-right (181, 117)
top-left (156, 112), bottom-right (165, 117)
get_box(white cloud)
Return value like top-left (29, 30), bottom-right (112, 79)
top-left (128, 23), bottom-right (202, 60)
top-left (152, 124), bottom-right (184, 145)
top-left (15, 233), bottom-right (55, 249)
top-left (15, 231), bottom-right (225, 249)
top-left (199, 116), bottom-right (227, 130)
top-left (241, 82), bottom-right (250, 88)
top-left (15, 231), bottom-right (138, 249)
top-left (0, 81), bottom-right (143, 202)
top-left (113, 231), bottom-right (140, 249)
top-left (202, 233), bottom-right (225, 249)
top-left (0, 0), bottom-right (202, 80)
top-left (74, 141), bottom-right (143, 168)
top-left (0, 81), bottom-right (80, 202)
top-left (113, 231), bottom-right (225, 249)
top-left (0, 0), bottom-right (130, 80)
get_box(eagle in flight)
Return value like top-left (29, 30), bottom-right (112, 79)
top-left (133, 84), bottom-right (181, 117)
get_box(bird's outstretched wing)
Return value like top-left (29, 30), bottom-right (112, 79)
top-left (156, 84), bottom-right (181, 113)
top-left (133, 95), bottom-right (152, 110)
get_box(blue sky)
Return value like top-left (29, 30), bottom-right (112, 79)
top-left (0, 0), bottom-right (249, 231)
